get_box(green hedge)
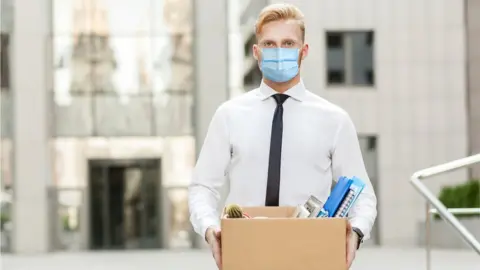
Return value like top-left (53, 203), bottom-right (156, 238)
top-left (435, 179), bottom-right (480, 219)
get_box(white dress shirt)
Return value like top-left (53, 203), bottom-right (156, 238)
top-left (189, 80), bottom-right (377, 240)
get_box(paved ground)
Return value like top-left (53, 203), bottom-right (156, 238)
top-left (1, 248), bottom-right (479, 270)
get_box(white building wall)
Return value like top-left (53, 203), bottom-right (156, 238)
top-left (271, 0), bottom-right (469, 246)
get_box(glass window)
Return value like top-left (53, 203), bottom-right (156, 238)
top-left (351, 32), bottom-right (374, 85)
top-left (154, 0), bottom-right (193, 34)
top-left (326, 32), bottom-right (346, 85)
top-left (1, 76), bottom-right (12, 138)
top-left (51, 0), bottom-right (194, 137)
top-left (243, 33), bottom-right (262, 89)
top-left (0, 0), bottom-right (13, 252)
top-left (327, 32), bottom-right (343, 48)
top-left (326, 31), bottom-right (375, 87)
top-left (52, 0), bottom-right (194, 94)
top-left (243, 66), bottom-right (262, 89)
top-left (0, 139), bottom-right (12, 190)
top-left (1, 0), bottom-right (13, 92)
top-left (0, 34), bottom-right (10, 91)
top-left (53, 35), bottom-right (118, 94)
top-left (166, 187), bottom-right (191, 249)
top-left (93, 93), bottom-right (154, 136)
top-left (152, 34), bottom-right (193, 93)
top-left (1, 139), bottom-right (13, 252)
top-left (55, 188), bottom-right (84, 251)
top-left (153, 90), bottom-right (193, 136)
top-left (53, 0), bottom-right (154, 36)
top-left (108, 36), bottom-right (153, 94)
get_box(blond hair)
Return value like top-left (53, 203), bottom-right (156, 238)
top-left (254, 3), bottom-right (305, 41)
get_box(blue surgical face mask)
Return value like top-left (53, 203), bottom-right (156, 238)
top-left (260, 48), bottom-right (300, 83)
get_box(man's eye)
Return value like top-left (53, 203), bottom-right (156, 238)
top-left (284, 41), bottom-right (294, 47)
top-left (264, 42), bottom-right (274, 47)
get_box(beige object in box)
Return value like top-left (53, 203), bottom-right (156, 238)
top-left (221, 207), bottom-right (347, 270)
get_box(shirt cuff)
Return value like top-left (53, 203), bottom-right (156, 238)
top-left (349, 218), bottom-right (371, 241)
top-left (201, 217), bottom-right (221, 241)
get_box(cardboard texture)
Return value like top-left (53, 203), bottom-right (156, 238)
top-left (221, 207), bottom-right (347, 270)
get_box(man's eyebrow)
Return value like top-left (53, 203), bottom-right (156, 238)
top-left (260, 39), bottom-right (275, 44)
top-left (282, 38), bottom-right (297, 43)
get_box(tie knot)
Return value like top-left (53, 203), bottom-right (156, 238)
top-left (272, 94), bottom-right (289, 105)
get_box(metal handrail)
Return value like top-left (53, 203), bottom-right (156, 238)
top-left (410, 154), bottom-right (480, 265)
top-left (429, 208), bottom-right (480, 215)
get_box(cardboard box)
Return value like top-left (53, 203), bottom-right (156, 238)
top-left (221, 207), bottom-right (347, 270)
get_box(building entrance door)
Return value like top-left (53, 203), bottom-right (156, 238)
top-left (88, 159), bottom-right (161, 250)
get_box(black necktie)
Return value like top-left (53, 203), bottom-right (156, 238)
top-left (265, 94), bottom-right (290, 206)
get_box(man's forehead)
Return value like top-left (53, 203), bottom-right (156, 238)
top-left (257, 20), bottom-right (302, 42)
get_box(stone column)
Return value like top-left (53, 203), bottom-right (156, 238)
top-left (12, 0), bottom-right (53, 254)
top-left (192, 0), bottom-right (229, 248)
top-left (227, 0), bottom-right (245, 98)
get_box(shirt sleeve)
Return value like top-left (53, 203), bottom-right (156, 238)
top-left (331, 112), bottom-right (378, 241)
top-left (188, 104), bottom-right (231, 239)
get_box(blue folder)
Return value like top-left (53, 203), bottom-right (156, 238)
top-left (317, 176), bottom-right (366, 218)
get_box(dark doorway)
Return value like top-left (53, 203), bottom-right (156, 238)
top-left (358, 135), bottom-right (380, 246)
top-left (88, 159), bottom-right (161, 250)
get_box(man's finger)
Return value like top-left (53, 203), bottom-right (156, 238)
top-left (215, 249), bottom-right (223, 269)
top-left (346, 246), bottom-right (354, 265)
top-left (345, 233), bottom-right (352, 250)
top-left (347, 258), bottom-right (353, 268)
top-left (347, 251), bottom-right (355, 268)
top-left (346, 223), bottom-right (353, 240)
top-left (346, 220), bottom-right (352, 231)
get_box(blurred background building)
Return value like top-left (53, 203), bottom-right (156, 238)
top-left (0, 0), bottom-right (479, 254)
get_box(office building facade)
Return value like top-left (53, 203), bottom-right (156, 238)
top-left (0, 0), bottom-right (478, 253)
top-left (240, 0), bottom-right (479, 246)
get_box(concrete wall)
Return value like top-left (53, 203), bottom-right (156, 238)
top-left (272, 0), bottom-right (469, 246)
top-left (417, 218), bottom-right (480, 249)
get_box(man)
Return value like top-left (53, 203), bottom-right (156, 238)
top-left (189, 3), bottom-right (377, 269)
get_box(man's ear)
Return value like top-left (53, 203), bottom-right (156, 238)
top-left (253, 44), bottom-right (260, 61)
top-left (301, 44), bottom-right (309, 60)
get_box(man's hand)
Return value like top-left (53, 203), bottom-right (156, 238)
top-left (346, 221), bottom-right (359, 269)
top-left (206, 227), bottom-right (222, 269)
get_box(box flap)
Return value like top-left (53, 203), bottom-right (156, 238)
top-left (241, 206), bottom-right (295, 218)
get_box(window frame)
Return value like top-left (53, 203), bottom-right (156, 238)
top-left (325, 30), bottom-right (376, 89)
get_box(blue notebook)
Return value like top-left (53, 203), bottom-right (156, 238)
top-left (317, 176), bottom-right (366, 218)
top-left (335, 177), bottom-right (365, 217)
top-left (320, 176), bottom-right (353, 217)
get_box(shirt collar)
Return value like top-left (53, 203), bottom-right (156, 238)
top-left (258, 79), bottom-right (307, 102)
